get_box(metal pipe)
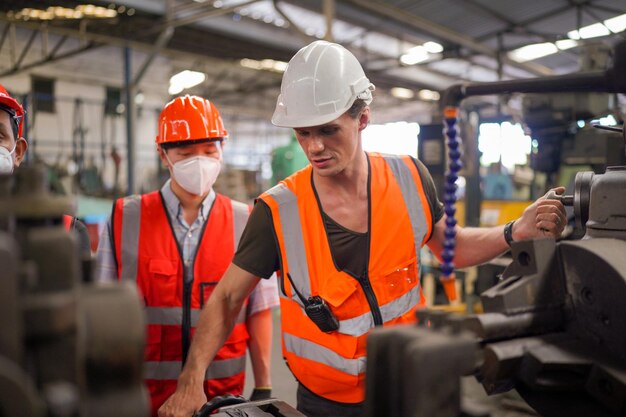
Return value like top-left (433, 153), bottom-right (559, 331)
top-left (323, 0), bottom-right (335, 42)
top-left (463, 310), bottom-right (564, 341)
top-left (124, 47), bottom-right (135, 195)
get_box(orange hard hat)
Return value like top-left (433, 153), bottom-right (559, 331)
top-left (0, 84), bottom-right (25, 138)
top-left (156, 95), bottom-right (228, 144)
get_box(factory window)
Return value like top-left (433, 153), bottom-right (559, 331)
top-left (31, 76), bottom-right (55, 113)
top-left (104, 87), bottom-right (123, 116)
top-left (362, 121), bottom-right (419, 157)
top-left (478, 122), bottom-right (531, 171)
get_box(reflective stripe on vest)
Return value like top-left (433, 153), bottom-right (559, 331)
top-left (231, 200), bottom-right (249, 250)
top-left (383, 155), bottom-right (428, 250)
top-left (283, 333), bottom-right (366, 376)
top-left (144, 305), bottom-right (246, 327)
top-left (119, 195), bottom-right (142, 282)
top-left (265, 184), bottom-right (309, 309)
top-left (336, 286), bottom-right (421, 337)
top-left (144, 355), bottom-right (246, 381)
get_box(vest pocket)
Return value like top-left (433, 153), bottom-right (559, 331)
top-left (147, 258), bottom-right (180, 305)
top-left (320, 277), bottom-right (362, 320)
top-left (375, 260), bottom-right (419, 301)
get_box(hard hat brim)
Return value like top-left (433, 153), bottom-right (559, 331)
top-left (271, 108), bottom-right (347, 128)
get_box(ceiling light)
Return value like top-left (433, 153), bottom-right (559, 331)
top-left (240, 58), bottom-right (263, 70)
top-left (400, 45), bottom-right (429, 65)
top-left (213, 1), bottom-right (223, 8)
top-left (604, 13), bottom-right (626, 33)
top-left (423, 41), bottom-right (443, 53)
top-left (273, 61), bottom-right (288, 72)
top-left (508, 42), bottom-right (558, 62)
top-left (94, 7), bottom-right (108, 17)
top-left (555, 39), bottom-right (577, 50)
top-left (168, 70), bottom-right (206, 95)
top-left (6, 4), bottom-right (118, 21)
top-left (568, 22), bottom-right (611, 40)
top-left (418, 89), bottom-right (440, 101)
top-left (134, 92), bottom-right (145, 105)
top-left (240, 58), bottom-right (287, 73)
top-left (390, 87), bottom-right (414, 100)
top-left (82, 4), bottom-right (96, 15)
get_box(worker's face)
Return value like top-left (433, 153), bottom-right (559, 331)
top-left (294, 107), bottom-right (369, 177)
top-left (158, 140), bottom-right (223, 196)
top-left (0, 110), bottom-right (27, 172)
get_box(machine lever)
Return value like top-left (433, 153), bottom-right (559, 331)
top-left (545, 190), bottom-right (574, 206)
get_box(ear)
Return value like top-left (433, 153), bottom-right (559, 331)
top-left (358, 107), bottom-right (370, 131)
top-left (13, 138), bottom-right (28, 167)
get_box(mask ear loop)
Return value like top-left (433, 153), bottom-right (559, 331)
top-left (1, 142), bottom-right (17, 156)
top-left (161, 147), bottom-right (174, 168)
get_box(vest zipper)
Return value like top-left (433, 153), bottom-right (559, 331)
top-left (182, 268), bottom-right (192, 365)
top-left (359, 274), bottom-right (383, 326)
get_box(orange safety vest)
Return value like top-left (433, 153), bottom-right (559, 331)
top-left (259, 153), bottom-right (433, 403)
top-left (112, 191), bottom-right (251, 416)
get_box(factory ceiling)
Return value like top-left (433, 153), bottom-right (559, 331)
top-left (0, 0), bottom-right (625, 124)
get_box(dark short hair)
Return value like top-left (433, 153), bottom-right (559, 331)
top-left (0, 104), bottom-right (19, 141)
top-left (160, 138), bottom-right (223, 151)
top-left (346, 99), bottom-right (368, 119)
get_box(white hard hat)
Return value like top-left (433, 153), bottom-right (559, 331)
top-left (272, 40), bottom-right (375, 128)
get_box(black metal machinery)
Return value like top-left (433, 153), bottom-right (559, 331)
top-left (0, 165), bottom-right (148, 416)
top-left (194, 396), bottom-right (304, 417)
top-left (364, 41), bottom-right (626, 417)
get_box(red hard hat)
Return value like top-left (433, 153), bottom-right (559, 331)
top-left (0, 84), bottom-right (25, 137)
top-left (156, 95), bottom-right (228, 144)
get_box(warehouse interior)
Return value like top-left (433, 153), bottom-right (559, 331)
top-left (1, 0), bottom-right (626, 416)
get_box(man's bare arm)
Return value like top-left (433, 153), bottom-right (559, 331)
top-left (428, 188), bottom-right (567, 268)
top-left (158, 264), bottom-right (261, 417)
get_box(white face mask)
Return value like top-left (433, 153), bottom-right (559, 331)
top-left (167, 154), bottom-right (221, 196)
top-left (0, 144), bottom-right (16, 174)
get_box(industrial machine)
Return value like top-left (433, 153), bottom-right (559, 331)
top-left (0, 165), bottom-right (148, 416)
top-left (193, 395), bottom-right (304, 417)
top-left (363, 40), bottom-right (626, 417)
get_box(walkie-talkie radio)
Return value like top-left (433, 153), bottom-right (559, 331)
top-left (305, 296), bottom-right (340, 333)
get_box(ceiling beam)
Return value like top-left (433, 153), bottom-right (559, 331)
top-left (0, 40), bottom-right (99, 76)
top-left (474, 1), bottom-right (609, 43)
